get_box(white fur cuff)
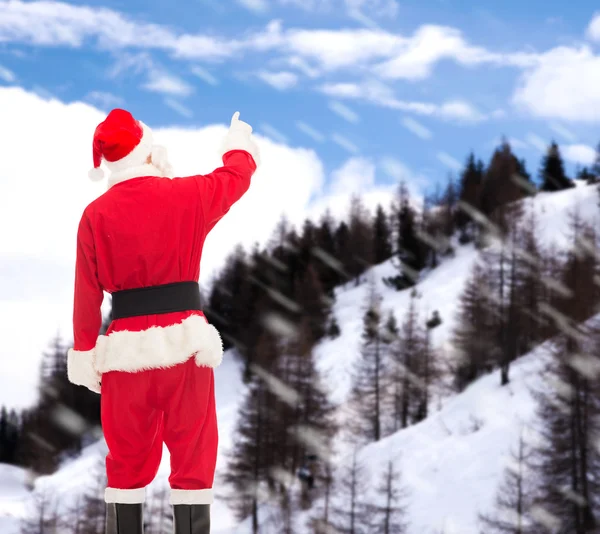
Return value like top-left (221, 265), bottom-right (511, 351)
top-left (220, 130), bottom-right (261, 168)
top-left (95, 315), bottom-right (224, 374)
top-left (67, 348), bottom-right (101, 394)
top-left (105, 487), bottom-right (146, 504)
top-left (170, 489), bottom-right (214, 505)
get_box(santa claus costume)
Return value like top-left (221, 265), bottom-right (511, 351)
top-left (67, 109), bottom-right (260, 534)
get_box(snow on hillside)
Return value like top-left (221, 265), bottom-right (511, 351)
top-left (1, 181), bottom-right (598, 533)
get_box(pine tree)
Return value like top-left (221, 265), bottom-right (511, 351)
top-left (452, 261), bottom-right (496, 391)
top-left (539, 141), bottom-right (573, 192)
top-left (348, 281), bottom-right (386, 442)
top-left (592, 142), bottom-right (600, 179)
top-left (294, 263), bottom-right (330, 345)
top-left (20, 486), bottom-right (61, 534)
top-left (415, 310), bottom-right (443, 422)
top-left (531, 218), bottom-right (600, 534)
top-left (516, 211), bottom-right (545, 353)
top-left (330, 449), bottom-right (371, 534)
top-left (386, 183), bottom-right (424, 290)
top-left (0, 405), bottom-right (20, 465)
top-left (576, 166), bottom-right (596, 185)
top-left (477, 427), bottom-right (538, 534)
top-left (388, 290), bottom-right (425, 431)
top-left (369, 460), bottom-right (409, 534)
top-left (456, 152), bottom-right (484, 241)
top-left (314, 209), bottom-right (343, 295)
top-left (347, 195), bottom-right (374, 285)
top-left (225, 332), bottom-right (283, 532)
top-left (79, 455), bottom-right (109, 534)
top-left (440, 175), bottom-right (458, 238)
top-left (277, 317), bottom-right (337, 509)
top-left (225, 372), bottom-right (272, 531)
top-left (373, 204), bottom-right (393, 265)
top-left (479, 139), bottom-right (525, 238)
top-left (334, 221), bottom-right (352, 285)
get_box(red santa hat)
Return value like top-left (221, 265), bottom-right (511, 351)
top-left (89, 109), bottom-right (170, 182)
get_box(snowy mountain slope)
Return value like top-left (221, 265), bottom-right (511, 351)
top-left (1, 181), bottom-right (598, 533)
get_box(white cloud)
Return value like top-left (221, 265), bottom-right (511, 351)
top-left (284, 27), bottom-right (402, 70)
top-left (586, 12), bottom-right (600, 42)
top-left (308, 156), bottom-right (396, 222)
top-left (164, 98), bottom-right (194, 118)
top-left (562, 144), bottom-right (597, 166)
top-left (328, 100), bottom-right (360, 123)
top-left (329, 157), bottom-right (375, 195)
top-left (320, 80), bottom-right (487, 123)
top-left (526, 133), bottom-right (548, 152)
top-left (0, 0), bottom-right (546, 107)
top-left (346, 0), bottom-right (398, 18)
top-left (85, 91), bottom-right (124, 110)
top-left (513, 46), bottom-right (600, 122)
top-left (0, 65), bottom-right (16, 83)
top-left (143, 70), bottom-right (194, 96)
top-left (260, 123), bottom-right (289, 144)
top-left (331, 133), bottom-right (360, 154)
top-left (549, 123), bottom-right (577, 143)
top-left (237, 0), bottom-right (270, 12)
top-left (374, 24), bottom-right (538, 80)
top-left (0, 86), bottom-right (337, 408)
top-left (191, 65), bottom-right (219, 86)
top-left (296, 120), bottom-right (326, 142)
top-left (108, 52), bottom-right (194, 97)
top-left (256, 70), bottom-right (298, 90)
top-left (401, 117), bottom-right (432, 140)
top-left (437, 152), bottom-right (462, 171)
top-left (439, 100), bottom-right (486, 123)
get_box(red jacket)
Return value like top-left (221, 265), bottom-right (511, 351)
top-left (67, 149), bottom-right (256, 392)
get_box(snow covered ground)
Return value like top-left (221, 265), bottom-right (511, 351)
top-left (1, 182), bottom-right (597, 533)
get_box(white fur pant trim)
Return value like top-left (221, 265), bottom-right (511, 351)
top-left (94, 315), bottom-right (224, 374)
top-left (105, 487), bottom-right (146, 504)
top-left (170, 489), bottom-right (214, 505)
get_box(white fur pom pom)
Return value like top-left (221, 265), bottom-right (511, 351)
top-left (88, 167), bottom-right (105, 182)
top-left (151, 145), bottom-right (174, 177)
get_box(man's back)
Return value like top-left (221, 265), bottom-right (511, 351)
top-left (88, 174), bottom-right (211, 293)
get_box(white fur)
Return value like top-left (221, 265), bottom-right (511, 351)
top-left (170, 489), bottom-right (214, 505)
top-left (88, 167), bottom-right (105, 182)
top-left (67, 348), bottom-right (101, 394)
top-left (105, 487), bottom-right (146, 504)
top-left (107, 163), bottom-right (165, 188)
top-left (220, 130), bottom-right (261, 167)
top-left (150, 145), bottom-right (174, 178)
top-left (105, 122), bottom-right (154, 173)
top-left (94, 315), bottom-right (224, 374)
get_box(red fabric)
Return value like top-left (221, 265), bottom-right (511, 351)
top-left (92, 109), bottom-right (143, 167)
top-left (101, 357), bottom-right (218, 490)
top-left (72, 149), bottom-right (256, 353)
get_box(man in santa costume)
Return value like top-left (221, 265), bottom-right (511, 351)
top-left (67, 108), bottom-right (260, 533)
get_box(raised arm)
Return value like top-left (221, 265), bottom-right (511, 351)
top-left (195, 112), bottom-right (261, 232)
top-left (67, 210), bottom-right (103, 393)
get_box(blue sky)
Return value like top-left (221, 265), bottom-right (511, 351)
top-left (1, 0), bottom-right (600, 194)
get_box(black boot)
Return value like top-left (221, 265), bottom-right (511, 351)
top-left (105, 503), bottom-right (143, 534)
top-left (173, 504), bottom-right (211, 534)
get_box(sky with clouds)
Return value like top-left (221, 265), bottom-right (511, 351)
top-left (1, 0), bottom-right (600, 408)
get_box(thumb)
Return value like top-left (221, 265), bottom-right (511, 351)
top-left (231, 111), bottom-right (240, 126)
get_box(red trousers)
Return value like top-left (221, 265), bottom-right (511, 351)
top-left (101, 357), bottom-right (218, 505)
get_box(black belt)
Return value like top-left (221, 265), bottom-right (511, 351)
top-left (111, 281), bottom-right (202, 320)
